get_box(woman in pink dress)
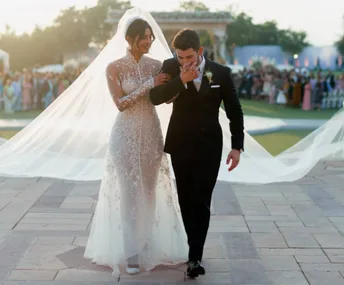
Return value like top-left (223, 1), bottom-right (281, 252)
top-left (302, 78), bottom-right (312, 110)
top-left (22, 75), bottom-right (33, 110)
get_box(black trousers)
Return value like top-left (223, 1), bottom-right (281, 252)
top-left (171, 144), bottom-right (222, 261)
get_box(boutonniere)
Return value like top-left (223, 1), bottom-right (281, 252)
top-left (204, 69), bottom-right (213, 84)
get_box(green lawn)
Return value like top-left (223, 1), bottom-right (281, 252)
top-left (0, 99), bottom-right (341, 120)
top-left (240, 99), bottom-right (339, 119)
top-left (252, 130), bottom-right (311, 156)
top-left (0, 130), bottom-right (19, 139)
top-left (0, 110), bottom-right (41, 120)
top-left (0, 129), bottom-right (311, 156)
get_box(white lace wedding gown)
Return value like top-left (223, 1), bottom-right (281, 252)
top-left (84, 50), bottom-right (188, 275)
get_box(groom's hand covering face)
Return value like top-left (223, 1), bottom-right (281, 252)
top-left (175, 47), bottom-right (203, 68)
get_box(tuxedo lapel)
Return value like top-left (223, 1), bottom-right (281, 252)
top-left (198, 58), bottom-right (211, 96)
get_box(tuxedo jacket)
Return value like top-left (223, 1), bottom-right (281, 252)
top-left (150, 57), bottom-right (244, 155)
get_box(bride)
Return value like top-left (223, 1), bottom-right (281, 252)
top-left (83, 16), bottom-right (188, 275)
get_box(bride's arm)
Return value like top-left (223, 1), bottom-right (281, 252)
top-left (150, 60), bottom-right (186, 105)
top-left (106, 63), bottom-right (154, 112)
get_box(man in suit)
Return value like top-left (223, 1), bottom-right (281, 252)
top-left (150, 29), bottom-right (244, 278)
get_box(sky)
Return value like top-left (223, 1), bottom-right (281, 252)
top-left (0, 0), bottom-right (343, 46)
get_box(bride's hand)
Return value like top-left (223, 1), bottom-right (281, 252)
top-left (154, 73), bottom-right (171, 86)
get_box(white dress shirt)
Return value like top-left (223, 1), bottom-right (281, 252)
top-left (185, 56), bottom-right (206, 92)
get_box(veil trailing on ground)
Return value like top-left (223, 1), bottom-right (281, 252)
top-left (0, 7), bottom-right (343, 184)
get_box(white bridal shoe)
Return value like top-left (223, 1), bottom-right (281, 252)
top-left (125, 266), bottom-right (140, 275)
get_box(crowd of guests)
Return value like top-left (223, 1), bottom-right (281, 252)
top-left (2, 66), bottom-right (344, 115)
top-left (235, 67), bottom-right (344, 110)
top-left (0, 70), bottom-right (80, 113)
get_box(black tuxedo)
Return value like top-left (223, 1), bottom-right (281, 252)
top-left (150, 57), bottom-right (244, 262)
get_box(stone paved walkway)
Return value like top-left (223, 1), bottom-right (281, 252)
top-left (1, 161), bottom-right (344, 284)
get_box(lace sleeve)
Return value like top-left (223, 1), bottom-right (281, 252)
top-left (106, 63), bottom-right (154, 112)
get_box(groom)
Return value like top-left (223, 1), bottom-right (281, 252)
top-left (150, 29), bottom-right (244, 278)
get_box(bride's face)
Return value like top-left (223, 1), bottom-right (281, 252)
top-left (131, 28), bottom-right (153, 54)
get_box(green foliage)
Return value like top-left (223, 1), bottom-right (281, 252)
top-left (180, 1), bottom-right (209, 11)
top-left (336, 35), bottom-right (344, 55)
top-left (0, 0), bottom-right (131, 71)
top-left (226, 12), bottom-right (309, 57)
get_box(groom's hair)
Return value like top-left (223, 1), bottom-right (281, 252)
top-left (172, 29), bottom-right (200, 51)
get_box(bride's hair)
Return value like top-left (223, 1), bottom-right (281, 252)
top-left (125, 18), bottom-right (156, 47)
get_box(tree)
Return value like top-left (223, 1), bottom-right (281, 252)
top-left (52, 7), bottom-right (91, 54)
top-left (98, 0), bottom-right (131, 9)
top-left (180, 1), bottom-right (209, 12)
top-left (83, 0), bottom-right (131, 45)
top-left (278, 29), bottom-right (309, 55)
top-left (226, 12), bottom-right (256, 47)
top-left (336, 35), bottom-right (344, 56)
top-left (225, 12), bottom-right (309, 63)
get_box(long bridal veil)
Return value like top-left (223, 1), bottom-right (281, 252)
top-left (0, 7), bottom-right (343, 184)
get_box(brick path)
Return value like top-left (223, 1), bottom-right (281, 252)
top-left (1, 160), bottom-right (344, 284)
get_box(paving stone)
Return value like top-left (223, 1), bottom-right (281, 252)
top-left (119, 267), bottom-right (184, 283)
top-left (43, 182), bottom-right (75, 197)
top-left (15, 243), bottom-right (77, 270)
top-left (183, 272), bottom-right (231, 284)
top-left (251, 233), bottom-right (288, 248)
top-left (304, 271), bottom-right (344, 285)
top-left (212, 184), bottom-right (243, 215)
top-left (246, 221), bottom-right (279, 233)
top-left (282, 192), bottom-right (312, 201)
top-left (279, 230), bottom-right (320, 248)
top-left (245, 215), bottom-right (300, 222)
top-left (265, 204), bottom-right (298, 217)
top-left (259, 248), bottom-right (325, 256)
top-left (261, 256), bottom-right (300, 271)
top-left (295, 254), bottom-right (330, 263)
top-left (69, 185), bottom-right (100, 196)
top-left (2, 280), bottom-right (114, 285)
top-left (8, 270), bottom-right (57, 281)
top-left (260, 193), bottom-right (289, 205)
top-left (303, 185), bottom-right (344, 216)
top-left (55, 268), bottom-right (116, 282)
top-left (13, 230), bottom-right (89, 237)
top-left (268, 271), bottom-right (309, 285)
top-left (300, 263), bottom-right (344, 271)
top-left (202, 259), bottom-right (230, 272)
top-left (329, 217), bottom-right (344, 233)
top-left (241, 204), bottom-right (270, 216)
top-left (275, 221), bottom-right (305, 228)
top-left (56, 246), bottom-right (89, 268)
top-left (0, 234), bottom-right (34, 283)
top-left (34, 237), bottom-right (75, 245)
top-left (72, 237), bottom-right (88, 247)
top-left (208, 215), bottom-right (248, 233)
top-left (221, 233), bottom-right (260, 259)
top-left (14, 224), bottom-right (88, 231)
top-left (28, 207), bottom-right (94, 214)
top-left (32, 195), bottom-right (66, 208)
top-left (228, 259), bottom-right (270, 285)
top-left (203, 245), bottom-right (226, 259)
top-left (324, 249), bottom-right (344, 262)
top-left (313, 233), bottom-right (344, 248)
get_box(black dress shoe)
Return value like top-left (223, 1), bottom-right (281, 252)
top-left (186, 260), bottom-right (206, 278)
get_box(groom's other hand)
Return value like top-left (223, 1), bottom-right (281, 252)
top-left (226, 149), bottom-right (241, 171)
top-left (180, 62), bottom-right (198, 84)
